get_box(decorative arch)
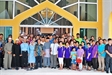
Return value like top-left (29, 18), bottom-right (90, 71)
top-left (14, 0), bottom-right (78, 24)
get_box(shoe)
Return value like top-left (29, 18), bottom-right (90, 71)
top-left (16, 68), bottom-right (19, 70)
top-left (102, 70), bottom-right (104, 72)
top-left (8, 68), bottom-right (11, 70)
top-left (106, 71), bottom-right (109, 73)
top-left (0, 67), bottom-right (1, 70)
top-left (54, 67), bottom-right (56, 69)
top-left (110, 71), bottom-right (112, 73)
top-left (51, 67), bottom-right (53, 69)
top-left (4, 68), bottom-right (7, 70)
top-left (44, 66), bottom-right (46, 68)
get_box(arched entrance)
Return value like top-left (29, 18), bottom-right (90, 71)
top-left (20, 8), bottom-right (73, 36)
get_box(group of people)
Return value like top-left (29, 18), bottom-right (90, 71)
top-left (0, 32), bottom-right (112, 74)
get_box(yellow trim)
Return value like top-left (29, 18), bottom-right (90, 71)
top-left (0, 0), bottom-right (102, 40)
top-left (109, 12), bottom-right (112, 38)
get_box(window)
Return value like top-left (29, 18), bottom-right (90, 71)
top-left (0, 27), bottom-right (12, 40)
top-left (80, 28), bottom-right (97, 40)
top-left (80, 0), bottom-right (97, 2)
top-left (80, 4), bottom-right (97, 21)
top-left (0, 0), bottom-right (98, 22)
top-left (0, 1), bottom-right (13, 19)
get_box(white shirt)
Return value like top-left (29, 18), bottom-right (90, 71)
top-left (50, 43), bottom-right (59, 55)
top-left (41, 41), bottom-right (45, 46)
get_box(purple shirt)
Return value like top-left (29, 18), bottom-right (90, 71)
top-left (77, 49), bottom-right (84, 57)
top-left (85, 47), bottom-right (92, 61)
top-left (57, 46), bottom-right (64, 58)
top-left (92, 45), bottom-right (98, 58)
top-left (64, 47), bottom-right (71, 58)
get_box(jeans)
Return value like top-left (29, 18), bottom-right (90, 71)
top-left (44, 57), bottom-right (50, 67)
top-left (35, 56), bottom-right (42, 69)
top-left (105, 54), bottom-right (112, 72)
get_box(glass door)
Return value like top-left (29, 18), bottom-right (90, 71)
top-left (0, 26), bottom-right (12, 40)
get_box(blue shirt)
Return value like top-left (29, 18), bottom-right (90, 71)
top-left (20, 43), bottom-right (29, 52)
top-left (71, 51), bottom-right (76, 59)
top-left (49, 38), bottom-right (54, 44)
top-left (37, 45), bottom-right (41, 56)
top-left (98, 44), bottom-right (106, 58)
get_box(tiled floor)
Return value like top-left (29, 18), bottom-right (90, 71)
top-left (0, 68), bottom-right (110, 75)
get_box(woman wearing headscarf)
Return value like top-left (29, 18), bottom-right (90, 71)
top-left (12, 39), bottom-right (21, 70)
top-left (4, 38), bottom-right (13, 70)
top-left (28, 37), bottom-right (36, 70)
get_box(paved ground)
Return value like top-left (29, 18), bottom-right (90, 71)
top-left (0, 68), bottom-right (110, 75)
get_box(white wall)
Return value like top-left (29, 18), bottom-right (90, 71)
top-left (103, 0), bottom-right (112, 39)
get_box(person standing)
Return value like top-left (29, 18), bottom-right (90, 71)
top-left (57, 41), bottom-right (65, 70)
top-left (85, 43), bottom-right (92, 70)
top-left (4, 38), bottom-right (13, 70)
top-left (75, 33), bottom-right (82, 44)
top-left (98, 39), bottom-right (106, 72)
top-left (28, 38), bottom-right (36, 70)
top-left (77, 44), bottom-right (84, 71)
top-left (12, 39), bottom-right (21, 70)
top-left (64, 42), bottom-right (71, 69)
top-left (70, 47), bottom-right (77, 70)
top-left (43, 37), bottom-right (51, 68)
top-left (20, 37), bottom-right (29, 69)
top-left (50, 38), bottom-right (59, 69)
top-left (0, 33), bottom-right (4, 70)
top-left (105, 38), bottom-right (112, 73)
top-left (91, 40), bottom-right (98, 71)
top-left (34, 39), bottom-right (43, 69)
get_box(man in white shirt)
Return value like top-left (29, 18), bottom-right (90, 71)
top-left (50, 38), bottom-right (59, 69)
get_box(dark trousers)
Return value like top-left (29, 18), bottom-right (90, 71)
top-left (12, 56), bottom-right (20, 68)
top-left (65, 58), bottom-right (70, 68)
top-left (87, 61), bottom-right (92, 67)
top-left (83, 57), bottom-right (86, 66)
top-left (92, 58), bottom-right (98, 69)
top-left (22, 51), bottom-right (28, 67)
top-left (0, 58), bottom-right (1, 67)
top-left (35, 56), bottom-right (42, 69)
top-left (105, 54), bottom-right (112, 72)
top-left (0, 53), bottom-right (2, 67)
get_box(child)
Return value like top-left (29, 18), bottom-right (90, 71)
top-left (85, 43), bottom-right (92, 70)
top-left (77, 44), bottom-right (84, 71)
top-left (57, 41), bottom-right (65, 70)
top-left (81, 41), bottom-right (86, 69)
top-left (70, 47), bottom-right (77, 70)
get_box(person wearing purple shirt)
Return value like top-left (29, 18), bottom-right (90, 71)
top-left (81, 41), bottom-right (86, 68)
top-left (91, 40), bottom-right (98, 70)
top-left (64, 42), bottom-right (71, 69)
top-left (57, 41), bottom-right (65, 70)
top-left (85, 43), bottom-right (92, 70)
top-left (77, 44), bottom-right (84, 70)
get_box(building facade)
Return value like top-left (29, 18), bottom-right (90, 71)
top-left (0, 0), bottom-right (111, 40)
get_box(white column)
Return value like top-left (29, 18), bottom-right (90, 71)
top-left (70, 28), bottom-right (72, 36)
top-left (13, 0), bottom-right (15, 19)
